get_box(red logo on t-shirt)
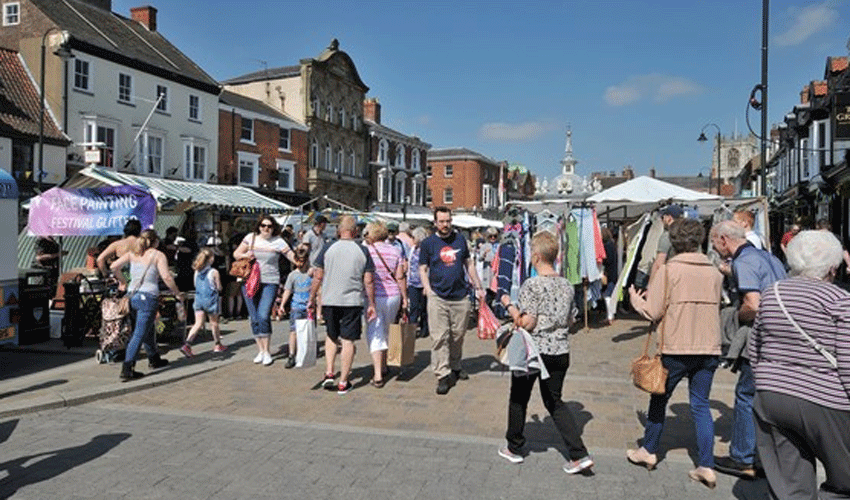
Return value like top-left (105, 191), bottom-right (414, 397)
top-left (439, 246), bottom-right (458, 265)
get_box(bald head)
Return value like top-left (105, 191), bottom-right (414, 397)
top-left (338, 215), bottom-right (356, 238)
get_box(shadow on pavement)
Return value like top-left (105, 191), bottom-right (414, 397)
top-left (633, 399), bottom-right (736, 466)
top-left (522, 401), bottom-right (594, 460)
top-left (0, 380), bottom-right (67, 400)
top-left (731, 476), bottom-right (771, 499)
top-left (0, 432), bottom-right (131, 500)
top-left (611, 325), bottom-right (650, 343)
top-left (0, 419), bottom-right (17, 445)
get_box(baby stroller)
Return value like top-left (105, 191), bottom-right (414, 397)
top-left (96, 286), bottom-right (132, 363)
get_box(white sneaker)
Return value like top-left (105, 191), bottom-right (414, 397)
top-left (262, 351), bottom-right (273, 366)
top-left (253, 352), bottom-right (264, 364)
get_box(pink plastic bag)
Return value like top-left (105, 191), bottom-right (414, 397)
top-left (478, 302), bottom-right (499, 340)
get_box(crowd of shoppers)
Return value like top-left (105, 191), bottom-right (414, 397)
top-left (85, 204), bottom-right (850, 496)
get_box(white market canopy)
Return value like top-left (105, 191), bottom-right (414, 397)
top-left (587, 176), bottom-right (722, 204)
top-left (371, 211), bottom-right (501, 229)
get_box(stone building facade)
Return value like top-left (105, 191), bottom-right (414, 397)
top-left (363, 98), bottom-right (430, 214)
top-left (222, 40), bottom-right (371, 210)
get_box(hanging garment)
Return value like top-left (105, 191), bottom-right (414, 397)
top-left (494, 241), bottom-right (517, 318)
top-left (636, 213), bottom-right (665, 275)
top-left (592, 209), bottom-right (606, 264)
top-left (571, 207), bottom-right (602, 282)
top-left (563, 218), bottom-right (582, 285)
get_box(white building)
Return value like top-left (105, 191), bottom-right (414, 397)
top-left (1, 1), bottom-right (220, 185)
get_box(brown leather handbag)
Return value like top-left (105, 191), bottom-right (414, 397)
top-left (630, 325), bottom-right (668, 395)
top-left (229, 233), bottom-right (255, 279)
top-left (630, 270), bottom-right (668, 395)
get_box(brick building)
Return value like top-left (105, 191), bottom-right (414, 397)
top-left (218, 90), bottom-right (309, 207)
top-left (426, 148), bottom-right (504, 217)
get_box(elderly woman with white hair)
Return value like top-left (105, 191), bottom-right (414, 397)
top-left (749, 230), bottom-right (850, 500)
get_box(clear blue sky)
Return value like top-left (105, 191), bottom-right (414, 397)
top-left (114, 0), bottom-right (849, 184)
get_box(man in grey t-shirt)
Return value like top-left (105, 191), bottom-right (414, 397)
top-left (309, 215), bottom-right (376, 395)
top-left (302, 214), bottom-right (328, 267)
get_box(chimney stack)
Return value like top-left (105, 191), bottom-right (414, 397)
top-left (363, 97), bottom-right (381, 124)
top-left (130, 5), bottom-right (158, 31)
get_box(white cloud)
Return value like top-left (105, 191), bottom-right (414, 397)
top-left (604, 73), bottom-right (703, 106)
top-left (478, 121), bottom-right (547, 142)
top-left (774, 2), bottom-right (838, 47)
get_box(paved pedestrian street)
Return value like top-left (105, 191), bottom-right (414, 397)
top-left (0, 317), bottom-right (772, 499)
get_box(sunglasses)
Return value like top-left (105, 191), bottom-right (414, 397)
top-left (259, 223), bottom-right (273, 228)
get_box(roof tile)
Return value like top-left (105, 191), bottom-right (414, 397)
top-left (0, 48), bottom-right (66, 142)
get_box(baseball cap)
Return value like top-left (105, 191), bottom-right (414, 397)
top-left (314, 214), bottom-right (328, 224)
top-left (387, 222), bottom-right (399, 232)
top-left (661, 204), bottom-right (683, 219)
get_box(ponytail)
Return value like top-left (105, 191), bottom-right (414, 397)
top-left (134, 229), bottom-right (159, 255)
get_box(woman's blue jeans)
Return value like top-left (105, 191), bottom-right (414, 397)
top-left (642, 354), bottom-right (720, 467)
top-left (243, 283), bottom-right (278, 337)
top-left (126, 292), bottom-right (159, 365)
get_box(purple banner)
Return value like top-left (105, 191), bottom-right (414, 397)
top-left (28, 185), bottom-right (156, 236)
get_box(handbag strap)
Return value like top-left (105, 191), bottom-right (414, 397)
top-left (370, 243), bottom-right (395, 275)
top-left (642, 265), bottom-right (668, 356)
top-left (128, 253), bottom-right (155, 297)
top-left (772, 282), bottom-right (838, 368)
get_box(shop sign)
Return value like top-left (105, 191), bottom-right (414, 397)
top-left (834, 93), bottom-right (850, 140)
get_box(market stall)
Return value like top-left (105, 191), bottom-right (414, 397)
top-left (505, 177), bottom-right (770, 327)
top-left (0, 169), bottom-right (19, 346)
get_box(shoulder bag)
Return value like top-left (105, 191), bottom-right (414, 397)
top-left (772, 282), bottom-right (838, 368)
top-left (102, 256), bottom-right (154, 321)
top-left (229, 233), bottom-right (256, 279)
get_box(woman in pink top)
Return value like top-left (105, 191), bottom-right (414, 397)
top-left (365, 221), bottom-right (408, 387)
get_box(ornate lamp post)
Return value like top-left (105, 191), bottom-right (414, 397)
top-left (698, 123), bottom-right (721, 195)
top-left (38, 28), bottom-right (73, 191)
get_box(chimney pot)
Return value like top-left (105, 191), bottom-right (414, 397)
top-left (130, 5), bottom-right (158, 31)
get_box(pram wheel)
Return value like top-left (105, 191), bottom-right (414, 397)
top-left (95, 349), bottom-right (105, 363)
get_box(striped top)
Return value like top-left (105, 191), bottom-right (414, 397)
top-left (749, 277), bottom-right (850, 411)
top-left (367, 241), bottom-right (402, 298)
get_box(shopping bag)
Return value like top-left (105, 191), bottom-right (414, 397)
top-left (388, 321), bottom-right (416, 367)
top-left (294, 318), bottom-right (317, 368)
top-left (477, 302), bottom-right (499, 339)
top-left (244, 261), bottom-right (261, 298)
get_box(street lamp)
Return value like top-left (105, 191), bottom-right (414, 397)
top-left (38, 28), bottom-right (73, 192)
top-left (698, 123), bottom-right (721, 195)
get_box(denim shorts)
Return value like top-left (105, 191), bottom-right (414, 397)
top-left (288, 308), bottom-right (308, 332)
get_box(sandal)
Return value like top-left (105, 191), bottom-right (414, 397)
top-left (371, 379), bottom-right (385, 389)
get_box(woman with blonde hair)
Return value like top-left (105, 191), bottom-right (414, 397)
top-left (364, 220), bottom-right (407, 387)
top-left (111, 229), bottom-right (184, 381)
top-left (497, 230), bottom-right (593, 474)
top-left (180, 248), bottom-right (226, 357)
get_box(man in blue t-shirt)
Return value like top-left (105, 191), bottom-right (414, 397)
top-left (710, 220), bottom-right (785, 479)
top-left (419, 206), bottom-right (485, 395)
